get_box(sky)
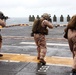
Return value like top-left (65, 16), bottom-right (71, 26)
top-left (0, 0), bottom-right (76, 18)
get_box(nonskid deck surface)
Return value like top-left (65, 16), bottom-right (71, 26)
top-left (0, 26), bottom-right (73, 75)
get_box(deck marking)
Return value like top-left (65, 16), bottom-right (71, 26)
top-left (20, 42), bottom-right (68, 46)
top-left (0, 53), bottom-right (73, 67)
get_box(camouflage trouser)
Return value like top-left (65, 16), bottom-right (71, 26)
top-left (34, 33), bottom-right (47, 59)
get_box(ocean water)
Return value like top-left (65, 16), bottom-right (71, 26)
top-left (6, 17), bottom-right (29, 26)
top-left (6, 17), bottom-right (68, 26)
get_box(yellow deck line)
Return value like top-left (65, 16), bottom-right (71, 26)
top-left (0, 53), bottom-right (73, 66)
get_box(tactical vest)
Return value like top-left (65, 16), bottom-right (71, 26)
top-left (32, 19), bottom-right (48, 35)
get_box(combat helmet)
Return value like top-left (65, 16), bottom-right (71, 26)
top-left (42, 13), bottom-right (51, 20)
top-left (0, 11), bottom-right (8, 20)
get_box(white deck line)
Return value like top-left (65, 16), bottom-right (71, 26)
top-left (47, 63), bottom-right (72, 67)
top-left (20, 42), bottom-right (69, 46)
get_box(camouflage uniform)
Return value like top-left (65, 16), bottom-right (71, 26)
top-left (34, 33), bottom-right (47, 59)
top-left (32, 13), bottom-right (53, 65)
top-left (68, 29), bottom-right (76, 69)
top-left (0, 19), bottom-right (6, 42)
top-left (0, 11), bottom-right (7, 57)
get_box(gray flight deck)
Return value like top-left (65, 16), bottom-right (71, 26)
top-left (0, 26), bottom-right (73, 75)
